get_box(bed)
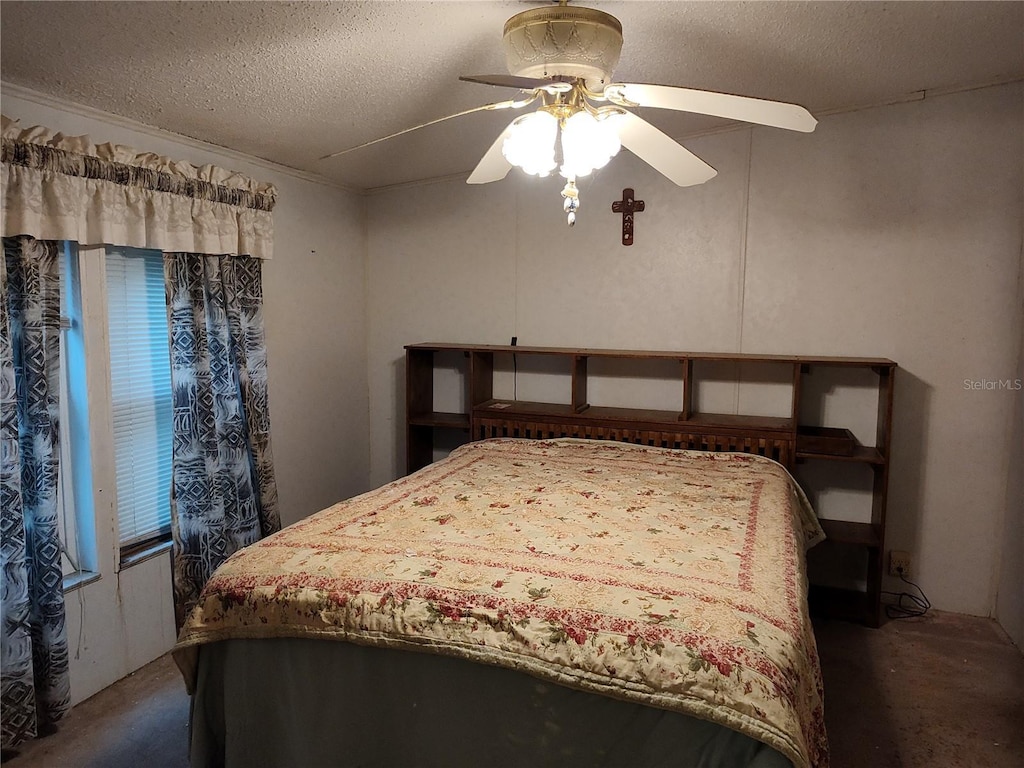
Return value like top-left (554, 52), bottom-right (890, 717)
top-left (173, 438), bottom-right (829, 767)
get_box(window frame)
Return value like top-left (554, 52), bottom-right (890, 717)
top-left (58, 244), bottom-right (176, 584)
top-left (57, 242), bottom-right (100, 590)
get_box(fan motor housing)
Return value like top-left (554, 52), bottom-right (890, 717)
top-left (503, 5), bottom-right (623, 86)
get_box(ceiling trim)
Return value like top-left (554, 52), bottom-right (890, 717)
top-left (813, 74), bottom-right (1024, 119)
top-left (0, 81), bottom-right (362, 195)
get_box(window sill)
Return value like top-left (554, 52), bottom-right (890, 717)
top-left (63, 570), bottom-right (101, 593)
top-left (119, 539), bottom-right (172, 571)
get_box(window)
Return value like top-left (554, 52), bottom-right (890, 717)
top-left (104, 247), bottom-right (174, 559)
top-left (53, 243), bottom-right (174, 587)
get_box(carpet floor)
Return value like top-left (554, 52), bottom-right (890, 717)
top-left (3, 610), bottom-right (1022, 768)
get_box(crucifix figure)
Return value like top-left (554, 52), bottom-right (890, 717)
top-left (611, 188), bottom-right (645, 246)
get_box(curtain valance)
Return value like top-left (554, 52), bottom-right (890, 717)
top-left (1, 115), bottom-right (276, 259)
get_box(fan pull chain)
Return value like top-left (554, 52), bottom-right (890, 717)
top-left (561, 177), bottom-right (580, 226)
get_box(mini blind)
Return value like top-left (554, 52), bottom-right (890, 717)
top-left (105, 248), bottom-right (173, 552)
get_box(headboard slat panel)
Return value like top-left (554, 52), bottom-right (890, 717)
top-left (475, 416), bottom-right (794, 466)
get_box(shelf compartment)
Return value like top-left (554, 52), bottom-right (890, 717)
top-left (475, 399), bottom-right (576, 418)
top-left (476, 400), bottom-right (681, 424)
top-left (686, 412), bottom-right (794, 432)
top-left (408, 411), bottom-right (471, 429)
top-left (797, 426), bottom-right (856, 456)
top-left (797, 445), bottom-right (885, 464)
top-left (808, 584), bottom-right (874, 624)
top-left (819, 519), bottom-right (881, 547)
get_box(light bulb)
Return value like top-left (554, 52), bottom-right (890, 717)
top-left (502, 111), bottom-right (558, 177)
top-left (560, 111), bottom-right (621, 179)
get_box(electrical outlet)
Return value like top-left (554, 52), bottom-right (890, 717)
top-left (889, 550), bottom-right (912, 578)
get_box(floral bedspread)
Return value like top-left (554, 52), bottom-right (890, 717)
top-left (174, 438), bottom-right (828, 768)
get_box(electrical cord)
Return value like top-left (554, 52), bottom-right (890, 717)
top-left (883, 570), bottom-right (931, 619)
top-left (511, 336), bottom-right (518, 401)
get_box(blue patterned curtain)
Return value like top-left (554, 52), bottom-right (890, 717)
top-left (165, 253), bottom-right (280, 628)
top-left (0, 236), bottom-right (70, 749)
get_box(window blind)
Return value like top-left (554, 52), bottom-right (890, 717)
top-left (105, 248), bottom-right (173, 551)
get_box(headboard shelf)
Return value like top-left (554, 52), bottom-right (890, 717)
top-left (406, 342), bottom-right (895, 368)
top-left (406, 343), bottom-right (896, 627)
top-left (408, 411), bottom-right (471, 429)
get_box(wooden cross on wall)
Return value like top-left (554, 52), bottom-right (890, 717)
top-left (611, 188), bottom-right (645, 246)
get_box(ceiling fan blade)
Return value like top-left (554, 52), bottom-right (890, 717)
top-left (612, 111), bottom-right (717, 187)
top-left (606, 83), bottom-right (817, 133)
top-left (459, 74), bottom-right (564, 90)
top-left (319, 95), bottom-right (538, 161)
top-left (466, 118), bottom-right (518, 184)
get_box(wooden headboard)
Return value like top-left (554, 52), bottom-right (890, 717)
top-left (406, 343), bottom-right (893, 475)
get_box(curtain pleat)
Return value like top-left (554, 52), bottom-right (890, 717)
top-left (2, 115), bottom-right (276, 260)
top-left (0, 236), bottom-right (70, 749)
top-left (165, 253), bottom-right (280, 628)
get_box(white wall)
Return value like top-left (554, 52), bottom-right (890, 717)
top-left (996, 285), bottom-right (1023, 649)
top-left (366, 82), bottom-right (1024, 619)
top-left (1, 90), bottom-right (370, 703)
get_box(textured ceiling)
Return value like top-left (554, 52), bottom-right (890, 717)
top-left (1, 1), bottom-right (1022, 191)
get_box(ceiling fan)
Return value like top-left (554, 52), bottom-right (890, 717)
top-left (322, 0), bottom-right (817, 226)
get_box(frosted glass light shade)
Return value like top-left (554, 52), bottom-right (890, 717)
top-left (502, 111), bottom-right (558, 177)
top-left (560, 111), bottom-right (621, 179)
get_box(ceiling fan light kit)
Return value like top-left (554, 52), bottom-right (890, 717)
top-left (498, 85), bottom-right (625, 225)
top-left (324, 1), bottom-right (817, 230)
